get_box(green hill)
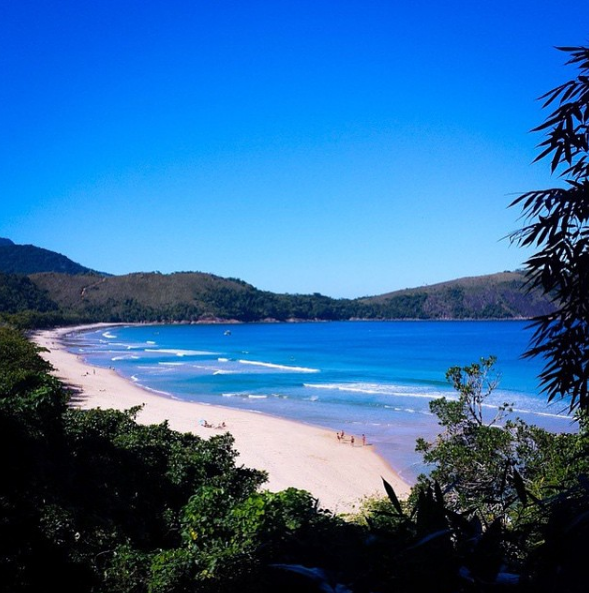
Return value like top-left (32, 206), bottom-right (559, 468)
top-left (0, 272), bottom-right (58, 314)
top-left (0, 240), bottom-right (105, 275)
top-left (0, 239), bottom-right (555, 325)
top-left (24, 269), bottom-right (555, 325)
top-left (360, 271), bottom-right (554, 319)
top-left (27, 271), bottom-right (358, 323)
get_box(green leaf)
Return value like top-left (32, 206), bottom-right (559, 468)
top-left (382, 477), bottom-right (404, 516)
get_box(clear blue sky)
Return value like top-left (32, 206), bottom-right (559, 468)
top-left (1, 1), bottom-right (587, 298)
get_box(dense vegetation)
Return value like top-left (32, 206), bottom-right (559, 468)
top-left (509, 45), bottom-right (589, 414)
top-left (359, 271), bottom-right (554, 319)
top-left (1, 326), bottom-right (588, 592)
top-left (0, 267), bottom-right (553, 329)
top-left (0, 272), bottom-right (58, 315)
top-left (0, 325), bottom-right (352, 592)
top-left (0, 240), bottom-right (102, 276)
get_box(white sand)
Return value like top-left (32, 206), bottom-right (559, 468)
top-left (30, 324), bottom-right (412, 515)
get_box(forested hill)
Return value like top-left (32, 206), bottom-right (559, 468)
top-left (26, 271), bottom-right (358, 323)
top-left (7, 269), bottom-right (551, 327)
top-left (0, 239), bottom-right (104, 275)
top-left (0, 238), bottom-right (554, 326)
top-left (359, 271), bottom-right (554, 320)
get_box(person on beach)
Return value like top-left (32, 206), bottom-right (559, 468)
top-left (362, 434), bottom-right (366, 446)
top-left (350, 435), bottom-right (355, 446)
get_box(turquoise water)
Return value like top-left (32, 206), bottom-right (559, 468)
top-left (65, 321), bottom-right (577, 483)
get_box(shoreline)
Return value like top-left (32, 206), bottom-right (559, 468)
top-left (30, 323), bottom-right (412, 515)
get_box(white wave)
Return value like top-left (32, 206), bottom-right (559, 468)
top-left (145, 348), bottom-right (218, 356)
top-left (102, 332), bottom-right (117, 339)
top-left (510, 406), bottom-right (573, 420)
top-left (140, 385), bottom-right (174, 397)
top-left (159, 362), bottom-right (184, 366)
top-left (303, 382), bottom-right (448, 399)
top-left (238, 359), bottom-right (319, 373)
top-left (220, 392), bottom-right (268, 399)
top-left (146, 340), bottom-right (156, 345)
top-left (189, 364), bottom-right (221, 371)
top-left (384, 405), bottom-right (424, 415)
top-left (111, 355), bottom-right (140, 361)
top-left (213, 370), bottom-right (238, 375)
top-left (130, 375), bottom-right (139, 382)
top-left (218, 357), bottom-right (230, 362)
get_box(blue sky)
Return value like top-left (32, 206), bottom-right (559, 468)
top-left (1, 1), bottom-right (587, 298)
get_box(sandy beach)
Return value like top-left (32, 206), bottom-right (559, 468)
top-left (30, 323), bottom-right (412, 515)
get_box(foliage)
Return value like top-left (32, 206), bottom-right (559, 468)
top-left (0, 272), bottom-right (58, 314)
top-left (2, 325), bottom-right (589, 592)
top-left (0, 325), bottom-right (364, 593)
top-left (510, 45), bottom-right (589, 413)
top-left (18, 269), bottom-right (554, 328)
top-left (404, 356), bottom-right (589, 591)
top-left (360, 271), bottom-right (554, 320)
top-left (1, 310), bottom-right (92, 330)
top-left (0, 243), bottom-right (100, 275)
top-left (415, 357), bottom-right (587, 513)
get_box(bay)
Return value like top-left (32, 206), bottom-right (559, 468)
top-left (65, 320), bottom-right (577, 484)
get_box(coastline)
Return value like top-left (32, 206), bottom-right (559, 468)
top-left (30, 323), bottom-right (412, 515)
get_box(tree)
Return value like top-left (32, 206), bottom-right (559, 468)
top-left (509, 45), bottom-right (589, 413)
top-left (415, 357), bottom-right (589, 513)
top-left (2, 325), bottom-right (358, 593)
top-left (416, 357), bottom-right (524, 515)
top-left (407, 357), bottom-right (589, 590)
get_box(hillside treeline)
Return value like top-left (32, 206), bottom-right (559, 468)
top-left (0, 241), bottom-right (100, 275)
top-left (0, 270), bottom-right (553, 328)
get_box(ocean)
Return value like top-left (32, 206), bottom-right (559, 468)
top-left (64, 320), bottom-right (578, 483)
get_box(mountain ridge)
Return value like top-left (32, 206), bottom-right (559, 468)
top-left (0, 239), bottom-right (553, 325)
top-left (0, 239), bottom-right (107, 276)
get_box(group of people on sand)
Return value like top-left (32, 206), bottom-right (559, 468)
top-left (199, 419), bottom-right (227, 430)
top-left (336, 431), bottom-right (367, 447)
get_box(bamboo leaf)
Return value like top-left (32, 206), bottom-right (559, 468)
top-left (382, 477), bottom-right (404, 516)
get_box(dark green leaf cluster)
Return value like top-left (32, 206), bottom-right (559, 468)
top-left (0, 272), bottom-right (58, 314)
top-left (0, 243), bottom-right (101, 275)
top-left (3, 325), bottom-right (589, 592)
top-left (404, 356), bottom-right (589, 591)
top-left (0, 326), bottom-right (365, 593)
top-left (510, 46), bottom-right (589, 412)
